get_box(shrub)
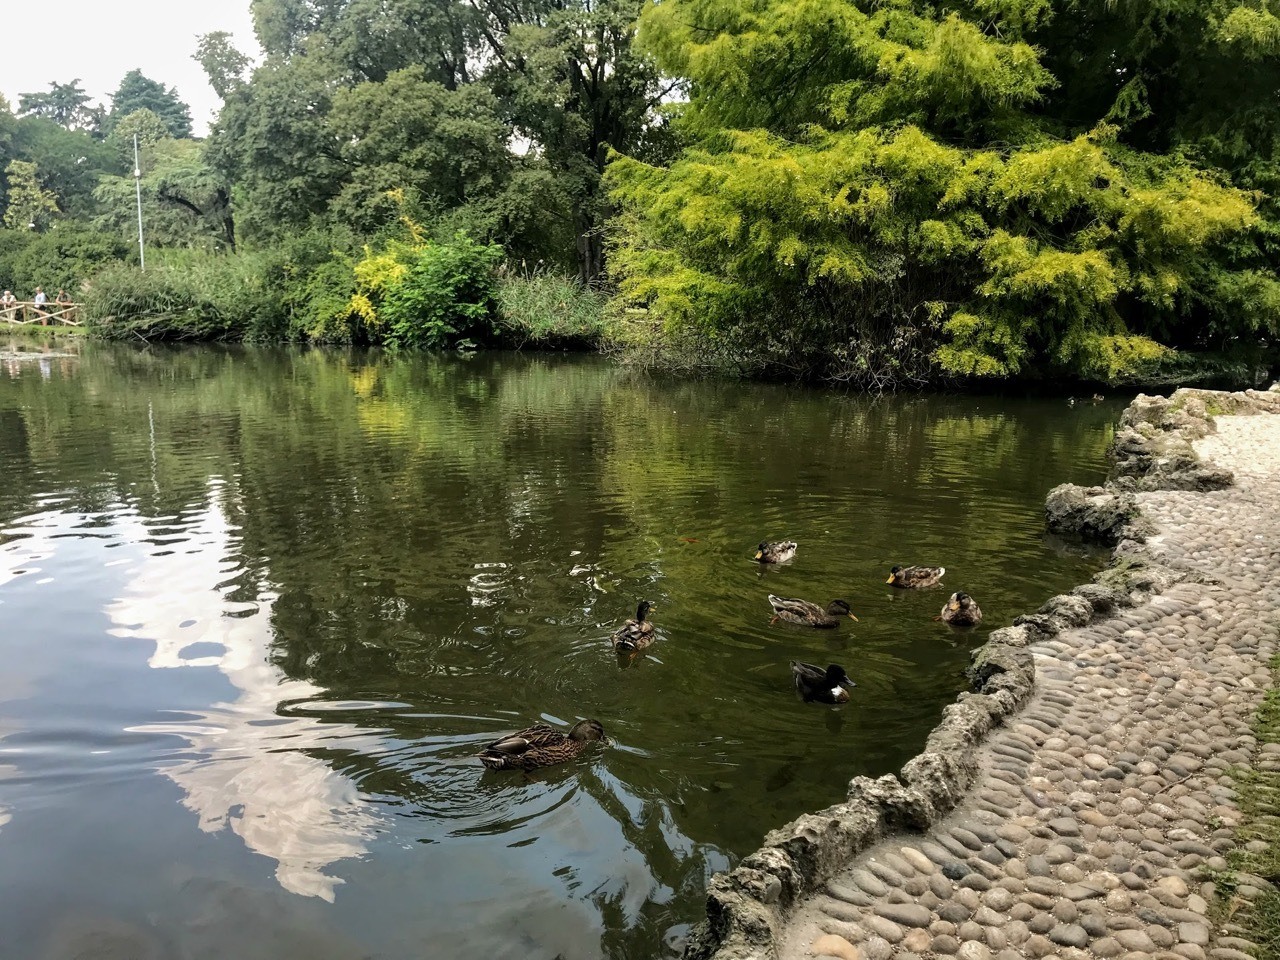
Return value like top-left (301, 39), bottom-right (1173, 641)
top-left (494, 266), bottom-right (609, 348)
top-left (354, 234), bottom-right (503, 349)
top-left (81, 250), bottom-right (279, 340)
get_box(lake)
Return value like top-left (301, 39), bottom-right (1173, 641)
top-left (0, 342), bottom-right (1116, 959)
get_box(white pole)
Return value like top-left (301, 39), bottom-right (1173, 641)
top-left (133, 133), bottom-right (145, 272)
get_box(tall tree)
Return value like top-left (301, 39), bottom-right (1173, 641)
top-left (107, 70), bottom-right (193, 139)
top-left (18, 80), bottom-right (97, 132)
top-left (10, 118), bottom-right (119, 219)
top-left (484, 0), bottom-right (670, 280)
top-left (606, 0), bottom-right (1277, 384)
top-left (95, 139), bottom-right (235, 250)
top-left (194, 32), bottom-right (253, 101)
top-left (205, 55), bottom-right (347, 240)
top-left (3, 160), bottom-right (60, 231)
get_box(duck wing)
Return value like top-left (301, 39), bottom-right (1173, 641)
top-left (612, 619), bottom-right (654, 649)
top-left (482, 723), bottom-right (559, 758)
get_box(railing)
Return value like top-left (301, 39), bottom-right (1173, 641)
top-left (1, 302), bottom-right (82, 326)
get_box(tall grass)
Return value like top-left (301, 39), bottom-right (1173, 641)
top-left (494, 266), bottom-right (608, 349)
top-left (81, 250), bottom-right (286, 341)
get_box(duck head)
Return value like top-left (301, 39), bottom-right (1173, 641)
top-left (827, 599), bottom-right (859, 621)
top-left (886, 565), bottom-right (902, 583)
top-left (568, 718), bottom-right (607, 742)
top-left (825, 664), bottom-right (857, 690)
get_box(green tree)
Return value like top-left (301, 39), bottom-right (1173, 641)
top-left (94, 138), bottom-right (236, 251)
top-left (4, 221), bottom-right (128, 295)
top-left (606, 0), bottom-right (1277, 384)
top-left (107, 70), bottom-right (193, 139)
top-left (485, 0), bottom-right (670, 281)
top-left (327, 71), bottom-right (516, 234)
top-left (107, 108), bottom-right (171, 165)
top-left (18, 80), bottom-right (97, 132)
top-left (194, 32), bottom-right (253, 100)
top-left (3, 159), bottom-right (60, 231)
top-left (10, 118), bottom-right (120, 219)
top-left (206, 55), bottom-right (347, 242)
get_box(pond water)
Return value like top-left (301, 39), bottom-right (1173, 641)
top-left (0, 342), bottom-right (1118, 960)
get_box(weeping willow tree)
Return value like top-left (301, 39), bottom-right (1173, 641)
top-left (607, 0), bottom-right (1280, 385)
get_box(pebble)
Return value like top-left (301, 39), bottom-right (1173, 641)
top-left (873, 903), bottom-right (930, 928)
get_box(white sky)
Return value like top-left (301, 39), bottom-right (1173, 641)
top-left (0, 0), bottom-right (261, 137)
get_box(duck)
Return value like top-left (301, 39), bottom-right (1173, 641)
top-left (791, 661), bottom-right (857, 704)
top-left (478, 719), bottom-right (607, 771)
top-left (939, 591), bottom-right (983, 626)
top-left (755, 540), bottom-right (797, 563)
top-left (885, 565), bottom-right (946, 589)
top-left (767, 594), bottom-right (858, 627)
top-left (611, 600), bottom-right (656, 652)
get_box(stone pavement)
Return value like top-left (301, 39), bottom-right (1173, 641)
top-left (778, 413), bottom-right (1280, 960)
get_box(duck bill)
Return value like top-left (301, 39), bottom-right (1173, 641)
top-left (949, 601), bottom-right (960, 611)
top-left (884, 574), bottom-right (895, 583)
top-left (754, 551), bottom-right (763, 560)
top-left (840, 679), bottom-right (858, 690)
top-left (846, 612), bottom-right (859, 621)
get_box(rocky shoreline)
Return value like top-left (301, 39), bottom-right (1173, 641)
top-left (684, 385), bottom-right (1280, 960)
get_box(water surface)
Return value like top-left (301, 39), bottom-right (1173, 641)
top-left (0, 342), bottom-right (1117, 959)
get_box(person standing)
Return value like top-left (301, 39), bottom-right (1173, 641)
top-left (33, 287), bottom-right (47, 326)
top-left (54, 288), bottom-right (72, 323)
top-left (0, 290), bottom-right (15, 323)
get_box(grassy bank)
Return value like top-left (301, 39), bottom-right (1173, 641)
top-left (1211, 644), bottom-right (1280, 959)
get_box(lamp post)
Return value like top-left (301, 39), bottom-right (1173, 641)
top-left (133, 133), bottom-right (145, 272)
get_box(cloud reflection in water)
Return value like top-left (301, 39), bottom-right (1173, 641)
top-left (107, 488), bottom-right (381, 902)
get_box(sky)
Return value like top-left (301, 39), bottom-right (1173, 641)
top-left (0, 0), bottom-right (261, 137)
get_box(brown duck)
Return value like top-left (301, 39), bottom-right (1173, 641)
top-left (611, 600), bottom-right (656, 651)
top-left (767, 595), bottom-right (858, 628)
top-left (939, 591), bottom-right (983, 626)
top-left (755, 540), bottom-right (798, 563)
top-left (477, 719), bottom-right (607, 771)
top-left (885, 565), bottom-right (945, 588)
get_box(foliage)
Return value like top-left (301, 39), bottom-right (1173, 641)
top-left (494, 266), bottom-right (609, 347)
top-left (606, 0), bottom-right (1280, 385)
top-left (213, 0), bottom-right (669, 281)
top-left (94, 138), bottom-right (235, 251)
top-left (205, 55), bottom-right (348, 241)
top-left (357, 233), bottom-right (504, 349)
top-left (107, 109), bottom-right (171, 165)
top-left (6, 118), bottom-right (120, 220)
top-left (18, 80), bottom-right (98, 132)
top-left (326, 72), bottom-right (517, 237)
top-left (194, 32), bottom-right (252, 101)
top-left (106, 70), bottom-right (193, 139)
top-left (82, 250), bottom-right (282, 341)
top-left (3, 160), bottom-right (60, 231)
top-left (1, 222), bottom-right (128, 296)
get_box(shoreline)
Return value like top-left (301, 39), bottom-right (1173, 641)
top-left (684, 385), bottom-right (1280, 960)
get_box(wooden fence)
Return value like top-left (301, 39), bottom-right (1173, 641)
top-left (1, 302), bottom-right (82, 327)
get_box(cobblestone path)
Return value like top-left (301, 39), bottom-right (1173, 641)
top-left (780, 414), bottom-right (1280, 960)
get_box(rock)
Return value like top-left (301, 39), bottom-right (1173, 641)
top-left (811, 933), bottom-right (862, 960)
top-left (861, 916), bottom-right (904, 944)
top-left (874, 903), bottom-right (932, 929)
top-left (1049, 924), bottom-right (1090, 948)
top-left (1177, 922), bottom-right (1209, 946)
top-left (1045, 483), bottom-right (1142, 544)
top-left (903, 929), bottom-right (932, 953)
